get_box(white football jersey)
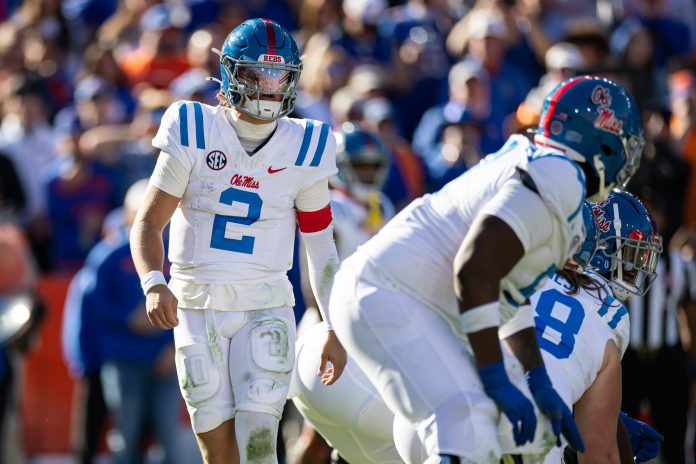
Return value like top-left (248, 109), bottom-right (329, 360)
top-left (330, 189), bottom-right (395, 261)
top-left (152, 101), bottom-right (337, 286)
top-left (353, 135), bottom-right (586, 334)
top-left (531, 272), bottom-right (630, 407)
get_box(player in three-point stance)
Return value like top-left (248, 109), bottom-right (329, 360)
top-left (327, 76), bottom-right (645, 463)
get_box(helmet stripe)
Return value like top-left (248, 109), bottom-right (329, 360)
top-left (541, 76), bottom-right (591, 137)
top-left (261, 18), bottom-right (277, 55)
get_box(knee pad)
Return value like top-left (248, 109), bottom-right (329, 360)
top-left (190, 405), bottom-right (227, 434)
top-left (250, 316), bottom-right (294, 373)
top-left (175, 343), bottom-right (220, 405)
top-left (234, 316), bottom-right (294, 418)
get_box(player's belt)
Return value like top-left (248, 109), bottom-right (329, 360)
top-left (516, 167), bottom-right (539, 195)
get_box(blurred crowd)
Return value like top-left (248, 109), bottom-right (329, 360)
top-left (0, 0), bottom-right (695, 463)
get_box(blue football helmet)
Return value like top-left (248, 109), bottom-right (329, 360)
top-left (590, 190), bottom-right (662, 300)
top-left (214, 18), bottom-right (301, 120)
top-left (534, 76), bottom-right (644, 201)
top-left (334, 122), bottom-right (392, 196)
top-left (565, 201), bottom-right (599, 272)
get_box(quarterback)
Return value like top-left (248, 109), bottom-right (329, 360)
top-left (293, 193), bottom-right (664, 463)
top-left (129, 19), bottom-right (345, 464)
top-left (327, 76), bottom-right (644, 463)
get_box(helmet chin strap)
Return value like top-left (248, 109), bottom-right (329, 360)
top-left (609, 281), bottom-right (632, 301)
top-left (590, 154), bottom-right (611, 201)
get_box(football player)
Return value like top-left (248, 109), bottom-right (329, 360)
top-left (129, 19), bottom-right (346, 464)
top-left (330, 123), bottom-right (396, 260)
top-left (291, 193), bottom-right (664, 463)
top-left (327, 76), bottom-right (644, 462)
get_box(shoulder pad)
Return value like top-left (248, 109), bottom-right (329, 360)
top-left (525, 152), bottom-right (586, 224)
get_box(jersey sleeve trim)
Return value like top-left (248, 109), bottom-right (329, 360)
top-left (297, 205), bottom-right (332, 233)
top-left (178, 102), bottom-right (189, 147)
top-left (178, 101), bottom-right (206, 149)
top-left (295, 120), bottom-right (315, 166)
top-left (309, 123), bottom-right (330, 167)
top-left (294, 120), bottom-right (330, 167)
top-left (193, 101), bottom-right (205, 149)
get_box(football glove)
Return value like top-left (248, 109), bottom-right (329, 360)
top-left (620, 411), bottom-right (664, 463)
top-left (479, 361), bottom-right (537, 446)
top-left (526, 365), bottom-right (585, 453)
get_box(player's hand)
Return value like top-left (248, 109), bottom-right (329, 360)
top-left (145, 284), bottom-right (179, 329)
top-left (526, 365), bottom-right (585, 453)
top-left (317, 330), bottom-right (347, 386)
top-left (479, 361), bottom-right (537, 446)
top-left (620, 411), bottom-right (664, 463)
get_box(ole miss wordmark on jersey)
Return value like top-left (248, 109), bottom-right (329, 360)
top-left (153, 100), bottom-right (337, 283)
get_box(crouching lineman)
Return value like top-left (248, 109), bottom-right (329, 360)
top-left (130, 19), bottom-right (346, 463)
top-left (326, 76), bottom-right (645, 462)
top-left (290, 192), bottom-right (664, 463)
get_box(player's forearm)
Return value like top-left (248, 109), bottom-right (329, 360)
top-left (504, 327), bottom-right (544, 372)
top-left (468, 327), bottom-right (504, 368)
top-left (302, 226), bottom-right (340, 327)
top-left (129, 218), bottom-right (166, 277)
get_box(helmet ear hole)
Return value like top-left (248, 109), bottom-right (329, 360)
top-left (600, 144), bottom-right (614, 157)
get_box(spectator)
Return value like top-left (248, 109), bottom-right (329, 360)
top-left (170, 26), bottom-right (223, 106)
top-left (362, 97), bottom-right (426, 202)
top-left (0, 151), bottom-right (25, 217)
top-left (412, 60), bottom-right (492, 190)
top-left (516, 42), bottom-right (585, 130)
top-left (610, 17), bottom-right (669, 111)
top-left (295, 34), bottom-right (350, 124)
top-left (294, 0), bottom-right (342, 49)
top-left (46, 113), bottom-right (120, 273)
top-left (79, 43), bottom-right (137, 119)
top-left (0, 219), bottom-right (44, 463)
top-left (62, 266), bottom-right (109, 464)
top-left (1, 74), bottom-right (58, 269)
top-left (455, 8), bottom-right (532, 139)
top-left (118, 3), bottom-right (191, 90)
top-left (91, 180), bottom-right (181, 464)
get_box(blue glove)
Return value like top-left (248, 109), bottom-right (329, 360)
top-left (620, 411), bottom-right (664, 463)
top-left (526, 365), bottom-right (585, 453)
top-left (479, 361), bottom-right (537, 447)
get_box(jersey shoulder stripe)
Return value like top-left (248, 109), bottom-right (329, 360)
top-left (309, 123), bottom-right (330, 167)
top-left (177, 101), bottom-right (206, 150)
top-left (294, 119), bottom-right (330, 167)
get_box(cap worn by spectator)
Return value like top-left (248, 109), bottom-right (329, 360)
top-left (467, 9), bottom-right (507, 40)
top-left (140, 4), bottom-right (191, 32)
top-left (545, 42), bottom-right (584, 71)
top-left (610, 18), bottom-right (644, 56)
top-left (348, 65), bottom-right (386, 96)
top-left (74, 76), bottom-right (113, 104)
top-left (448, 60), bottom-right (488, 87)
top-left (343, 0), bottom-right (388, 26)
top-left (363, 98), bottom-right (394, 124)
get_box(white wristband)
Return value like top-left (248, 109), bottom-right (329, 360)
top-left (141, 270), bottom-right (167, 295)
top-left (498, 304), bottom-right (535, 339)
top-left (459, 302), bottom-right (500, 333)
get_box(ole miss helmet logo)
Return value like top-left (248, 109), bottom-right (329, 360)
top-left (591, 85), bottom-right (623, 136)
top-left (206, 150), bottom-right (227, 170)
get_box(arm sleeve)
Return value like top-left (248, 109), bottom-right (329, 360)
top-left (149, 152), bottom-right (190, 198)
top-left (301, 224), bottom-right (340, 329)
top-left (479, 178), bottom-right (555, 253)
top-left (295, 178), bottom-right (331, 212)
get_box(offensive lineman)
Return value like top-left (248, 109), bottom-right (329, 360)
top-left (292, 193), bottom-right (664, 463)
top-left (129, 19), bottom-right (346, 464)
top-left (327, 76), bottom-right (645, 463)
